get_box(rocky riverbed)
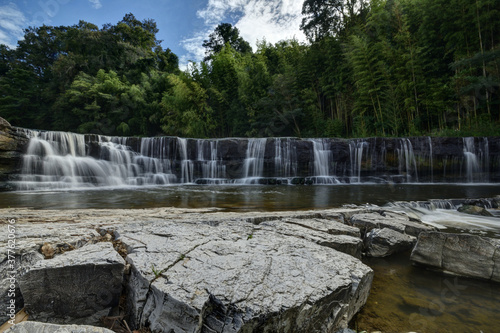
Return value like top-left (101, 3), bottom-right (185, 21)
top-left (0, 206), bottom-right (498, 333)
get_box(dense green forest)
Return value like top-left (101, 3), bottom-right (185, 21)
top-left (1, 0), bottom-right (499, 138)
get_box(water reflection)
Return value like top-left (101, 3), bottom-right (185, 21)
top-left (357, 252), bottom-right (500, 333)
top-left (0, 184), bottom-right (498, 211)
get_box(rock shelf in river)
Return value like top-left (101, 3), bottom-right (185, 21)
top-left (1, 206), bottom-right (498, 332)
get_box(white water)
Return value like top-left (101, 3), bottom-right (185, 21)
top-left (349, 140), bottom-right (368, 183)
top-left (310, 139), bottom-right (339, 184)
top-left (387, 199), bottom-right (500, 233)
top-left (242, 138), bottom-right (267, 180)
top-left (11, 130), bottom-right (497, 190)
top-left (397, 138), bottom-right (418, 182)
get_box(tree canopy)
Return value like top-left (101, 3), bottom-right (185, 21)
top-left (1, 1), bottom-right (499, 138)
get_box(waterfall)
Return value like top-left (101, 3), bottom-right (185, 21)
top-left (397, 138), bottom-right (418, 183)
top-left (178, 138), bottom-right (194, 183)
top-left (241, 138), bottom-right (267, 182)
top-left (349, 140), bottom-right (367, 183)
top-left (274, 138), bottom-right (297, 178)
top-left (197, 140), bottom-right (226, 183)
top-left (9, 129), bottom-right (499, 190)
top-left (310, 139), bottom-right (339, 184)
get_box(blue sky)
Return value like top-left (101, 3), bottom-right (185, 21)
top-left (0, 0), bottom-right (306, 69)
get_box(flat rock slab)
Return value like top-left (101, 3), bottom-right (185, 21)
top-left (122, 220), bottom-right (373, 333)
top-left (411, 231), bottom-right (500, 282)
top-left (281, 218), bottom-right (361, 238)
top-left (19, 242), bottom-right (125, 325)
top-left (363, 228), bottom-right (416, 257)
top-left (5, 321), bottom-right (114, 333)
top-left (261, 220), bottom-right (363, 258)
top-left (349, 211), bottom-right (435, 237)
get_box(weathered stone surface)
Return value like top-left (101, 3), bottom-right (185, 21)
top-left (348, 211), bottom-right (435, 237)
top-left (261, 219), bottom-right (363, 258)
top-left (363, 228), bottom-right (416, 257)
top-left (281, 218), bottom-right (361, 238)
top-left (19, 242), bottom-right (125, 325)
top-left (411, 232), bottom-right (500, 282)
top-left (457, 205), bottom-right (494, 217)
top-left (122, 220), bottom-right (373, 332)
top-left (5, 321), bottom-right (114, 333)
top-left (0, 222), bottom-right (100, 324)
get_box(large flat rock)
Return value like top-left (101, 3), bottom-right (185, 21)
top-left (19, 242), bottom-right (125, 325)
top-left (411, 231), bottom-right (500, 282)
top-left (121, 220), bottom-right (373, 332)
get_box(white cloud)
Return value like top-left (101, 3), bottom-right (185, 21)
top-left (0, 3), bottom-right (27, 48)
top-left (89, 0), bottom-right (103, 9)
top-left (180, 0), bottom-right (306, 68)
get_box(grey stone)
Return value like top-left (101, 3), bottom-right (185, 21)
top-left (457, 205), bottom-right (494, 217)
top-left (122, 220), bottom-right (373, 332)
top-left (349, 211), bottom-right (435, 237)
top-left (5, 321), bottom-right (114, 333)
top-left (0, 222), bottom-right (99, 324)
top-left (363, 228), bottom-right (416, 257)
top-left (281, 218), bottom-right (361, 238)
top-left (261, 219), bottom-right (363, 258)
top-left (19, 242), bottom-right (125, 325)
top-left (411, 232), bottom-right (500, 282)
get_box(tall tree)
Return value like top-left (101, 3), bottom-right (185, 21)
top-left (202, 23), bottom-right (252, 61)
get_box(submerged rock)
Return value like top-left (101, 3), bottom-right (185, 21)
top-left (363, 228), bottom-right (416, 257)
top-left (457, 204), bottom-right (494, 217)
top-left (122, 219), bottom-right (373, 332)
top-left (19, 242), bottom-right (125, 325)
top-left (5, 321), bottom-right (114, 333)
top-left (411, 231), bottom-right (500, 282)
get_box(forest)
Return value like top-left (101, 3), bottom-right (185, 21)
top-left (0, 0), bottom-right (499, 138)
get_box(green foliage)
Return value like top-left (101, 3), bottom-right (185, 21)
top-left (1, 1), bottom-right (499, 138)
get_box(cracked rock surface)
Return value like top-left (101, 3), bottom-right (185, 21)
top-left (121, 219), bottom-right (373, 332)
top-left (411, 231), bottom-right (500, 282)
top-left (19, 242), bottom-right (125, 325)
top-left (0, 207), bottom-right (391, 332)
top-left (5, 321), bottom-right (114, 332)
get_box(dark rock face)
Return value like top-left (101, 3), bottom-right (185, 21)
top-left (19, 242), bottom-right (125, 325)
top-left (411, 232), bottom-right (500, 282)
top-left (0, 118), bottom-right (29, 188)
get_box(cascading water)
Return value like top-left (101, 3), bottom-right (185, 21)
top-left (349, 140), bottom-right (368, 183)
top-left (310, 139), bottom-right (339, 184)
top-left (196, 140), bottom-right (226, 183)
top-left (178, 138), bottom-right (194, 183)
top-left (10, 129), bottom-right (499, 190)
top-left (397, 138), bottom-right (418, 183)
top-left (274, 138), bottom-right (297, 178)
top-left (18, 131), bottom-right (138, 190)
top-left (241, 138), bottom-right (267, 183)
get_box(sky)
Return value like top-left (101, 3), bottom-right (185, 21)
top-left (0, 0), bottom-right (307, 69)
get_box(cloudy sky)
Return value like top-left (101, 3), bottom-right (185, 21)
top-left (0, 0), bottom-right (307, 69)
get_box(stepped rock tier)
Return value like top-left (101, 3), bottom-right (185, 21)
top-left (0, 119), bottom-right (499, 190)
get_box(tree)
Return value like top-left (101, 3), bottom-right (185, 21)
top-left (202, 23), bottom-right (252, 61)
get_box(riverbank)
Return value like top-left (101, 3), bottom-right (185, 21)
top-left (1, 205), bottom-right (499, 332)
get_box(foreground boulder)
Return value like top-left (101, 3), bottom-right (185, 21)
top-left (5, 321), bottom-right (114, 333)
top-left (121, 219), bottom-right (373, 332)
top-left (19, 242), bottom-right (125, 325)
top-left (363, 228), bottom-right (416, 257)
top-left (411, 232), bottom-right (500, 282)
